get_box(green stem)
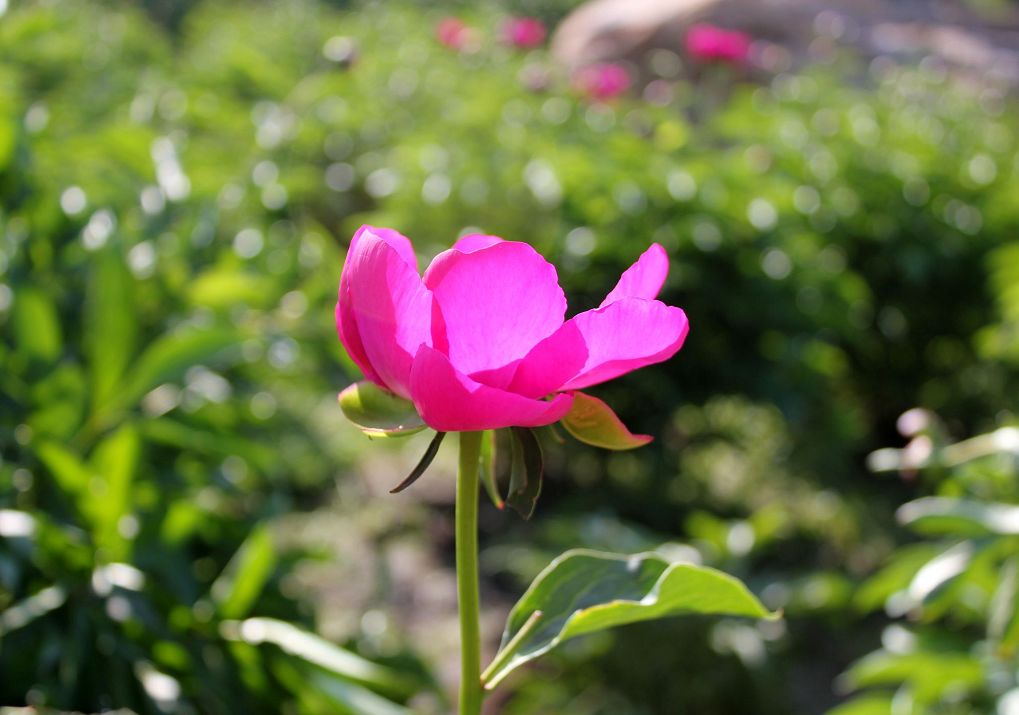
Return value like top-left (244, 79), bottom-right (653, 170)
top-left (456, 431), bottom-right (484, 715)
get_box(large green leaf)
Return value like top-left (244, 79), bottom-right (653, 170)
top-left (338, 381), bottom-right (426, 439)
top-left (483, 549), bottom-right (776, 689)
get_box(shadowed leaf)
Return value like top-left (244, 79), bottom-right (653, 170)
top-left (389, 431), bottom-right (445, 493)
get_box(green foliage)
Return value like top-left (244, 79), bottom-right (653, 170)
top-left (483, 549), bottom-right (775, 689)
top-left (832, 420), bottom-right (1019, 714)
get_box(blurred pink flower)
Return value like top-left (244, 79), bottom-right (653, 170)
top-left (336, 227), bottom-right (689, 432)
top-left (573, 63), bottom-right (631, 101)
top-left (684, 24), bottom-right (752, 65)
top-left (436, 18), bottom-right (470, 50)
top-left (502, 17), bottom-right (547, 49)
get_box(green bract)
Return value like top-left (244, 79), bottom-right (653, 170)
top-left (561, 391), bottom-right (653, 450)
top-left (338, 380), bottom-right (427, 439)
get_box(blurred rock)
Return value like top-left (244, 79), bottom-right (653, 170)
top-left (552, 0), bottom-right (1019, 89)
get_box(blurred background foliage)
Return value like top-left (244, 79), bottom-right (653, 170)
top-left (2, 0), bottom-right (1019, 713)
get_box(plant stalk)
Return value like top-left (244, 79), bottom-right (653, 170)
top-left (456, 431), bottom-right (484, 715)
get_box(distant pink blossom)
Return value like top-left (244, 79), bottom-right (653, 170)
top-left (436, 18), bottom-right (470, 50)
top-left (336, 227), bottom-right (689, 432)
top-left (502, 17), bottom-right (547, 49)
top-left (573, 63), bottom-right (631, 101)
top-left (684, 24), bottom-right (752, 65)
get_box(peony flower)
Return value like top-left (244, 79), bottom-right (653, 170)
top-left (336, 226), bottom-right (689, 433)
top-left (573, 63), bottom-right (632, 102)
top-left (684, 24), bottom-right (752, 65)
top-left (502, 17), bottom-right (547, 49)
top-left (436, 18), bottom-right (471, 50)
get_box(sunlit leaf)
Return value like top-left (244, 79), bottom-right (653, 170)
top-left (0, 585), bottom-right (67, 637)
top-left (225, 617), bottom-right (419, 699)
top-left (824, 693), bottom-right (895, 715)
top-left (843, 651), bottom-right (983, 704)
top-left (211, 525), bottom-right (276, 619)
top-left (13, 286), bottom-right (62, 363)
top-left (90, 423), bottom-right (140, 560)
top-left (898, 497), bottom-right (1019, 537)
top-left (483, 549), bottom-right (776, 689)
top-left (338, 381), bottom-right (426, 439)
top-left (86, 247), bottom-right (137, 412)
top-left (560, 391), bottom-right (652, 450)
top-left (96, 327), bottom-right (242, 422)
top-left (35, 441), bottom-right (94, 521)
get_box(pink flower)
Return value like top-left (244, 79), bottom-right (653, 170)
top-left (573, 63), bottom-right (631, 102)
top-left (436, 18), bottom-right (470, 50)
top-left (336, 227), bottom-right (689, 432)
top-left (684, 24), bottom-right (752, 65)
top-left (502, 17), bottom-right (547, 49)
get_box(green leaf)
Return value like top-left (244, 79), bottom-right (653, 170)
top-left (338, 381), bottom-right (426, 439)
top-left (306, 671), bottom-right (413, 715)
top-left (824, 694), bottom-right (895, 715)
top-left (225, 616), bottom-right (418, 699)
top-left (90, 424), bottom-right (140, 559)
top-left (139, 418), bottom-right (276, 472)
top-left (389, 431), bottom-right (445, 493)
top-left (126, 328), bottom-right (240, 403)
top-left (211, 525), bottom-right (276, 619)
top-left (843, 651), bottom-right (983, 704)
top-left (13, 286), bottom-right (62, 363)
top-left (507, 427), bottom-right (542, 520)
top-left (86, 247), bottom-right (137, 412)
top-left (560, 391), bottom-right (652, 450)
top-left (0, 585), bottom-right (68, 637)
top-left (96, 327), bottom-right (242, 421)
top-left (897, 496), bottom-right (1019, 536)
top-left (479, 429), bottom-right (504, 509)
top-left (989, 556), bottom-right (1019, 657)
top-left (188, 268), bottom-right (276, 309)
top-left (483, 549), bottom-right (776, 689)
top-left (35, 441), bottom-right (94, 520)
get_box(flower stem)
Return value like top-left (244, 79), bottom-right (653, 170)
top-left (456, 431), bottom-right (484, 715)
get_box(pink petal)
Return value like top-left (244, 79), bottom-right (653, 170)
top-left (599, 243), bottom-right (669, 308)
top-left (424, 241), bottom-right (566, 377)
top-left (452, 233), bottom-right (503, 253)
top-left (506, 321), bottom-right (588, 398)
top-left (355, 224), bottom-right (418, 270)
top-left (410, 345), bottom-right (574, 432)
top-left (560, 298), bottom-right (689, 391)
top-left (336, 225), bottom-right (419, 384)
top-left (345, 233), bottom-right (433, 399)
